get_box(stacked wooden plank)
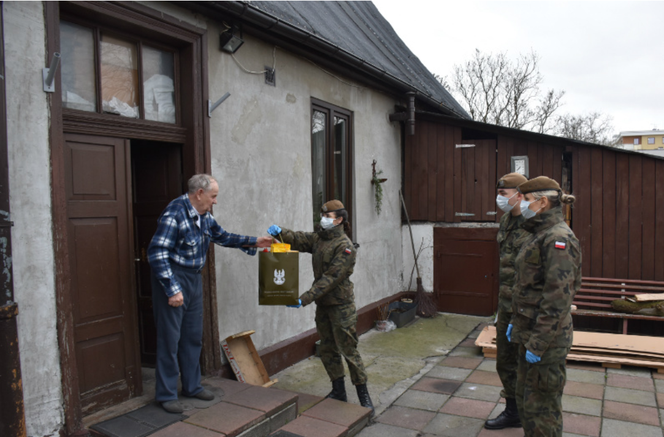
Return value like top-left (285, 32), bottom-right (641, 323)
top-left (475, 326), bottom-right (664, 373)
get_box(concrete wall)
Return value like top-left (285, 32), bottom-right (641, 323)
top-left (4, 2), bottom-right (63, 436)
top-left (401, 224), bottom-right (435, 292)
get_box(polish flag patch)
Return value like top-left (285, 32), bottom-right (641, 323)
top-left (554, 241), bottom-right (566, 250)
top-left (344, 248), bottom-right (352, 254)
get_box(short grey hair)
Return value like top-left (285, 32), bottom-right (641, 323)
top-left (188, 174), bottom-right (217, 194)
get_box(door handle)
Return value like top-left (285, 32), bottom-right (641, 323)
top-left (134, 258), bottom-right (141, 262)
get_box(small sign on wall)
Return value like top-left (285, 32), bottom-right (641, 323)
top-left (511, 156), bottom-right (529, 178)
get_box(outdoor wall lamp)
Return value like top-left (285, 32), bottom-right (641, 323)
top-left (219, 25), bottom-right (244, 54)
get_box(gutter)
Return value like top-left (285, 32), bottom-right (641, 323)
top-left (186, 1), bottom-right (468, 119)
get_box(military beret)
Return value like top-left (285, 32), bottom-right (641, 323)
top-left (321, 200), bottom-right (345, 212)
top-left (517, 176), bottom-right (561, 194)
top-left (496, 172), bottom-right (528, 189)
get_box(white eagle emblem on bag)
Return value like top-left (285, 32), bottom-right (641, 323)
top-left (273, 269), bottom-right (286, 285)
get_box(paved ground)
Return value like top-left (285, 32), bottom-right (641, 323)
top-left (274, 314), bottom-right (664, 437)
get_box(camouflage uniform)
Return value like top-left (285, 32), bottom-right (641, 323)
top-left (496, 212), bottom-right (529, 400)
top-left (511, 206), bottom-right (582, 437)
top-left (281, 224), bottom-right (367, 385)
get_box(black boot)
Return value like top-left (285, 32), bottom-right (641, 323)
top-left (484, 397), bottom-right (521, 429)
top-left (355, 384), bottom-right (375, 417)
top-left (325, 377), bottom-right (347, 402)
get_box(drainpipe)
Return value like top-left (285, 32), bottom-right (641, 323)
top-left (0, 3), bottom-right (26, 436)
top-left (389, 92), bottom-right (416, 135)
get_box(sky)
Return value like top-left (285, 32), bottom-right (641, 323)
top-left (372, 0), bottom-right (664, 135)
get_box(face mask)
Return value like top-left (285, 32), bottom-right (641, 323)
top-left (520, 199), bottom-right (542, 219)
top-left (320, 216), bottom-right (336, 230)
top-left (496, 192), bottom-right (518, 213)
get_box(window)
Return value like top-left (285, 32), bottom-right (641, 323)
top-left (648, 137), bottom-right (655, 144)
top-left (60, 19), bottom-right (177, 124)
top-left (311, 99), bottom-right (353, 236)
top-left (634, 138), bottom-right (640, 145)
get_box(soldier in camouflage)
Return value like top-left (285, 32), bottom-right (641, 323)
top-left (267, 200), bottom-right (374, 415)
top-left (484, 172), bottom-right (529, 430)
top-left (508, 176), bottom-right (582, 437)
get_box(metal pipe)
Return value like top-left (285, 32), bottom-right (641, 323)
top-left (44, 52), bottom-right (61, 88)
top-left (406, 92), bottom-right (416, 136)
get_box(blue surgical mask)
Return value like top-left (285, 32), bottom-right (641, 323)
top-left (496, 192), bottom-right (518, 213)
top-left (320, 217), bottom-right (336, 229)
top-left (520, 199), bottom-right (542, 219)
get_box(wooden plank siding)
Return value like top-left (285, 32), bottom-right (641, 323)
top-left (405, 119), bottom-right (664, 282)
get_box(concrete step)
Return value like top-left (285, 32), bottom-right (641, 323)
top-left (272, 398), bottom-right (371, 437)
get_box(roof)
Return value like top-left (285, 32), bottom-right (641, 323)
top-left (618, 130), bottom-right (664, 137)
top-left (196, 1), bottom-right (470, 119)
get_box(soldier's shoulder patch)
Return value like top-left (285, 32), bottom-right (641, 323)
top-left (344, 247), bottom-right (352, 255)
top-left (554, 241), bottom-right (566, 250)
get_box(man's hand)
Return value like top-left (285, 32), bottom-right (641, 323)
top-left (256, 236), bottom-right (273, 247)
top-left (168, 292), bottom-right (183, 307)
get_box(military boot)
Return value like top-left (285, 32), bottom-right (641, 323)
top-left (325, 377), bottom-right (347, 402)
top-left (484, 397), bottom-right (521, 429)
top-left (355, 384), bottom-right (375, 417)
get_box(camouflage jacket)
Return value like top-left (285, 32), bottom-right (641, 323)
top-left (497, 212), bottom-right (529, 314)
top-left (280, 225), bottom-right (356, 307)
top-left (510, 206), bottom-right (582, 355)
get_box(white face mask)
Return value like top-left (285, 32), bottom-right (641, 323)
top-left (520, 198), bottom-right (542, 219)
top-left (320, 216), bottom-right (336, 230)
top-left (496, 192), bottom-right (518, 213)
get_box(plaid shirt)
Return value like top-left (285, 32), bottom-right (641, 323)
top-left (148, 194), bottom-right (257, 297)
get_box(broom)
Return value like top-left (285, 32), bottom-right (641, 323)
top-left (399, 190), bottom-right (437, 318)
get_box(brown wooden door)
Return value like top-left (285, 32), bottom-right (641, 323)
top-left (64, 133), bottom-right (141, 415)
top-left (131, 140), bottom-right (183, 366)
top-left (434, 228), bottom-right (499, 316)
top-left (458, 139), bottom-right (497, 222)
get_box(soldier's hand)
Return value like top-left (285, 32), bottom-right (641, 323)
top-left (525, 350), bottom-right (541, 363)
top-left (287, 299), bottom-right (302, 308)
top-left (506, 324), bottom-right (513, 342)
top-left (267, 225), bottom-right (282, 237)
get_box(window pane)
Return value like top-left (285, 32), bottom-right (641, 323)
top-left (142, 46), bottom-right (175, 124)
top-left (312, 110), bottom-right (326, 229)
top-left (60, 21), bottom-right (96, 112)
top-left (333, 116), bottom-right (347, 206)
top-left (101, 33), bottom-right (139, 118)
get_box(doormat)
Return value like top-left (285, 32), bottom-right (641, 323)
top-left (90, 403), bottom-right (185, 437)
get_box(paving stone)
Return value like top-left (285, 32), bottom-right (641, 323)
top-left (562, 434), bottom-right (587, 437)
top-left (374, 405), bottom-right (436, 431)
top-left (566, 368), bottom-right (607, 385)
top-left (566, 362), bottom-right (605, 372)
top-left (657, 392), bottom-right (664, 408)
top-left (277, 416), bottom-right (347, 437)
top-left (661, 409), bottom-right (664, 427)
top-left (487, 403), bottom-right (505, 420)
top-left (655, 378), bottom-right (664, 393)
top-left (302, 398), bottom-right (369, 429)
top-left (561, 394), bottom-right (602, 416)
top-left (269, 403), bottom-right (298, 434)
top-left (604, 386), bottom-right (658, 407)
top-left (223, 386), bottom-right (298, 416)
top-left (426, 365), bottom-right (473, 381)
top-left (563, 381), bottom-right (605, 400)
top-left (467, 330), bottom-right (481, 339)
top-left (204, 378), bottom-right (251, 397)
top-left (439, 397), bottom-right (495, 419)
top-left (440, 356), bottom-right (483, 369)
top-left (393, 390), bottom-right (449, 411)
top-left (562, 412), bottom-right (601, 437)
top-left (459, 338), bottom-right (479, 348)
top-left (293, 392), bottom-right (324, 415)
top-left (477, 426), bottom-right (526, 436)
top-left (652, 371), bottom-right (664, 380)
top-left (606, 373), bottom-right (654, 392)
top-left (150, 421), bottom-right (224, 437)
top-left (454, 382), bottom-right (503, 402)
top-left (466, 370), bottom-right (503, 387)
top-left (449, 346), bottom-right (483, 357)
top-left (355, 422), bottom-right (420, 437)
top-left (185, 402), bottom-right (265, 435)
top-left (607, 366), bottom-right (655, 378)
top-left (410, 377), bottom-right (462, 395)
top-left (602, 400), bottom-right (660, 426)
top-left (422, 412), bottom-right (485, 437)
top-left (600, 418), bottom-right (664, 437)
top-left (476, 359), bottom-right (497, 373)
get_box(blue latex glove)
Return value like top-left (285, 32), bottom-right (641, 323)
top-left (267, 225), bottom-right (282, 237)
top-left (525, 350), bottom-right (541, 363)
top-left (287, 299), bottom-right (302, 308)
top-left (506, 324), bottom-right (513, 342)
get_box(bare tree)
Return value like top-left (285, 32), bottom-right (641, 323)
top-left (553, 112), bottom-right (615, 145)
top-left (442, 49), bottom-right (564, 133)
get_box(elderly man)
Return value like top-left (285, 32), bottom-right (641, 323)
top-left (148, 174), bottom-right (272, 413)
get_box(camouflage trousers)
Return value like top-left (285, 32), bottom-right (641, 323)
top-left (496, 309), bottom-right (519, 399)
top-left (315, 303), bottom-right (367, 385)
top-left (516, 345), bottom-right (569, 437)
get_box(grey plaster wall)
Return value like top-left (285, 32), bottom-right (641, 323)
top-left (4, 2), bottom-right (63, 436)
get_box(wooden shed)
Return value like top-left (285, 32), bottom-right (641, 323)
top-left (402, 112), bottom-right (664, 334)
